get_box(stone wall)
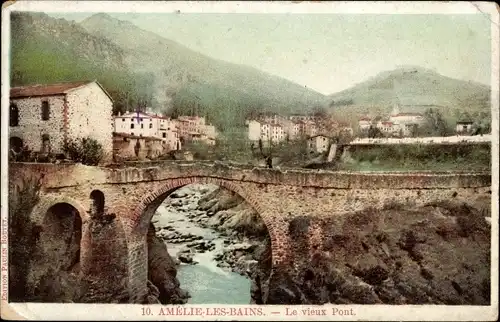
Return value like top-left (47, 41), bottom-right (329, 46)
top-left (113, 135), bottom-right (166, 162)
top-left (145, 140), bottom-right (165, 160)
top-left (9, 95), bottom-right (66, 153)
top-left (66, 82), bottom-right (114, 163)
top-left (113, 136), bottom-right (138, 161)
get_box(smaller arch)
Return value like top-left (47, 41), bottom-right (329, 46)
top-left (90, 190), bottom-right (105, 216)
top-left (30, 196), bottom-right (89, 226)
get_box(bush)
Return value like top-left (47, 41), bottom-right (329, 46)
top-left (63, 137), bottom-right (104, 165)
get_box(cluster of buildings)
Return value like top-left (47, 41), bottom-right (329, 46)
top-left (113, 112), bottom-right (217, 150)
top-left (8, 80), bottom-right (218, 163)
top-left (246, 113), bottom-right (354, 153)
top-left (358, 103), bottom-right (481, 137)
top-left (358, 104), bottom-right (426, 137)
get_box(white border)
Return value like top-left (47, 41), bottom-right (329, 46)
top-left (1, 1), bottom-right (499, 321)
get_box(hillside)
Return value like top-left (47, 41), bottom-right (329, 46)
top-left (10, 12), bottom-right (328, 132)
top-left (327, 66), bottom-right (491, 121)
top-left (79, 13), bottom-right (329, 129)
top-left (10, 12), bottom-right (157, 115)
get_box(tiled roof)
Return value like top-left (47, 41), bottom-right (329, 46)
top-left (10, 80), bottom-right (113, 101)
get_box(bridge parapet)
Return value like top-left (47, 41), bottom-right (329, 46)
top-left (9, 161), bottom-right (491, 190)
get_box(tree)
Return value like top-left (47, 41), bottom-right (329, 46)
top-left (368, 125), bottom-right (383, 138)
top-left (422, 108), bottom-right (450, 137)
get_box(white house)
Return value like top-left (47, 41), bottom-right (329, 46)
top-left (113, 111), bottom-right (181, 151)
top-left (456, 121), bottom-right (474, 134)
top-left (270, 124), bottom-right (285, 144)
top-left (9, 80), bottom-right (114, 162)
top-left (247, 120), bottom-right (262, 141)
top-left (389, 113), bottom-right (425, 136)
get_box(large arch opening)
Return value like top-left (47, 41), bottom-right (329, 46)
top-left (139, 181), bottom-right (273, 305)
top-left (29, 202), bottom-right (83, 301)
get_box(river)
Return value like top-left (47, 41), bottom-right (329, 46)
top-left (152, 186), bottom-right (252, 304)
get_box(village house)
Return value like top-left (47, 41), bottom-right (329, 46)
top-left (376, 120), bottom-right (396, 134)
top-left (113, 111), bottom-right (181, 151)
top-left (456, 119), bottom-right (474, 134)
top-left (304, 120), bottom-right (319, 137)
top-left (307, 134), bottom-right (331, 154)
top-left (177, 115), bottom-right (217, 145)
top-left (9, 80), bottom-right (114, 162)
top-left (388, 104), bottom-right (425, 137)
top-left (287, 120), bottom-right (305, 140)
top-left (247, 120), bottom-right (262, 141)
top-left (358, 116), bottom-right (372, 131)
top-left (247, 119), bottom-right (288, 145)
top-left (270, 123), bottom-right (285, 144)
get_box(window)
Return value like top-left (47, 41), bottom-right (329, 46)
top-left (9, 103), bottom-right (19, 127)
top-left (162, 133), bottom-right (166, 138)
top-left (131, 123), bottom-right (135, 129)
top-left (131, 132), bottom-right (134, 136)
top-left (122, 118), bottom-right (125, 122)
top-left (140, 118), bottom-right (143, 122)
top-left (149, 123), bottom-right (153, 129)
top-left (41, 101), bottom-right (50, 120)
top-left (141, 124), bottom-right (144, 129)
top-left (463, 125), bottom-right (467, 131)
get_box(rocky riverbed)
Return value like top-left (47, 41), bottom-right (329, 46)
top-left (150, 184), bottom-right (270, 304)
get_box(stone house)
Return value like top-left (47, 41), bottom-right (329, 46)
top-left (177, 115), bottom-right (217, 145)
top-left (9, 80), bottom-right (114, 161)
top-left (308, 135), bottom-right (330, 153)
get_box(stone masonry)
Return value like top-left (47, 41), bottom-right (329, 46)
top-left (9, 81), bottom-right (114, 162)
top-left (8, 161), bottom-right (491, 303)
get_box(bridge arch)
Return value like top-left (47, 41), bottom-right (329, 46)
top-left (131, 176), bottom-right (280, 257)
top-left (126, 176), bottom-right (288, 303)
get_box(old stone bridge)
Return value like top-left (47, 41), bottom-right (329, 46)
top-left (8, 161), bottom-right (491, 303)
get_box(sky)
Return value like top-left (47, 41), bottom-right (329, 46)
top-left (46, 12), bottom-right (492, 95)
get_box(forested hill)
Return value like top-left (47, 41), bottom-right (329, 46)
top-left (10, 12), bottom-right (328, 132)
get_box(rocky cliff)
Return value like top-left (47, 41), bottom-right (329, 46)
top-left (146, 223), bottom-right (189, 304)
top-left (189, 186), bottom-right (490, 305)
top-left (266, 201), bottom-right (491, 305)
